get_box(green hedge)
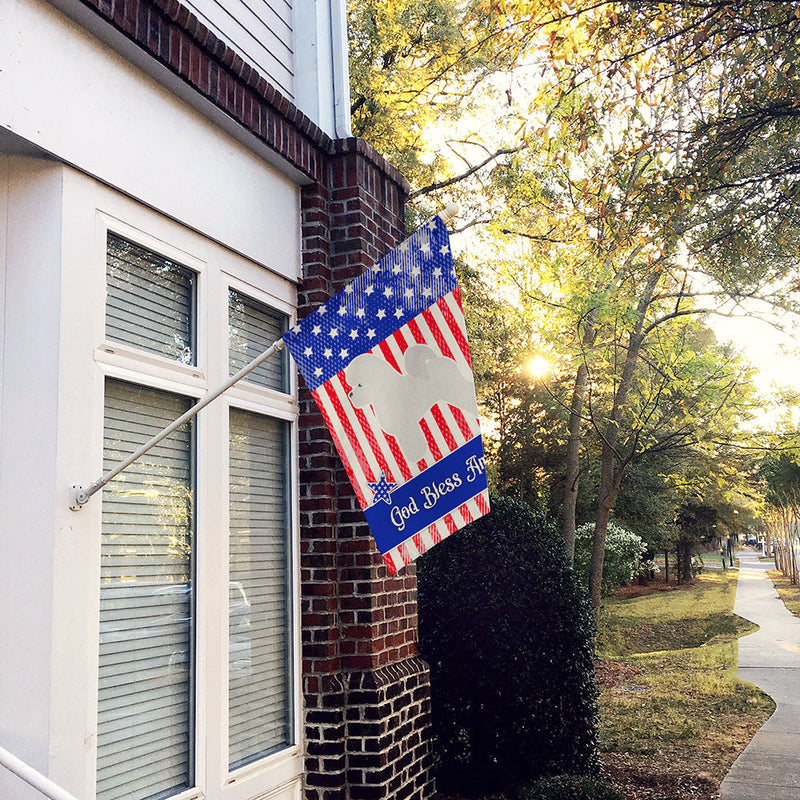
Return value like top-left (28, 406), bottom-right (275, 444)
top-left (522, 775), bottom-right (626, 800)
top-left (417, 496), bottom-right (599, 793)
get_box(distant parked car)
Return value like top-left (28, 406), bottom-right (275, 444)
top-left (746, 535), bottom-right (758, 546)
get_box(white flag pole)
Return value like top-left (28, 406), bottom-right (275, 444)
top-left (70, 338), bottom-right (286, 510)
top-left (69, 204), bottom-right (459, 510)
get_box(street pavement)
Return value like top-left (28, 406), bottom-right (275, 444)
top-left (719, 549), bottom-right (800, 800)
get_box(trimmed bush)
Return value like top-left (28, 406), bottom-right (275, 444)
top-left (417, 496), bottom-right (599, 794)
top-left (522, 775), bottom-right (626, 800)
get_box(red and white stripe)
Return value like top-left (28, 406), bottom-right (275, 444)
top-left (311, 288), bottom-right (482, 511)
top-left (381, 489), bottom-right (491, 574)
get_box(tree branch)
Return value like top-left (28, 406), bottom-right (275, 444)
top-left (408, 146), bottom-right (523, 199)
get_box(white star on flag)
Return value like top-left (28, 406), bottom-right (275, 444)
top-left (368, 472), bottom-right (396, 505)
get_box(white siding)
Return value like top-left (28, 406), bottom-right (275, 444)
top-left (177, 0), bottom-right (353, 138)
top-left (184, 0), bottom-right (294, 99)
top-left (0, 0), bottom-right (301, 280)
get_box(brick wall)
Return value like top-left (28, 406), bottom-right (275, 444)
top-left (73, 0), bottom-right (435, 796)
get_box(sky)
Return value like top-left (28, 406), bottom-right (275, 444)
top-left (710, 313), bottom-right (800, 430)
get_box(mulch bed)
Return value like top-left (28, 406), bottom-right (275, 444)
top-left (602, 758), bottom-right (719, 800)
top-left (594, 658), bottom-right (643, 689)
top-left (612, 573), bottom-right (698, 600)
top-left (434, 765), bottom-right (720, 800)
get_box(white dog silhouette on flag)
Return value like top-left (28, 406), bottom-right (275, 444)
top-left (346, 344), bottom-right (479, 464)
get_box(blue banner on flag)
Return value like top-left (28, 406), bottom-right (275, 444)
top-left (364, 435), bottom-right (487, 553)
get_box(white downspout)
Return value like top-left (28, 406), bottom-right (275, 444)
top-left (328, 0), bottom-right (352, 138)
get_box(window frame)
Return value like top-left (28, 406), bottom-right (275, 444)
top-left (97, 377), bottom-right (199, 800)
top-left (217, 271), bottom-right (301, 796)
top-left (92, 210), bottom-right (302, 800)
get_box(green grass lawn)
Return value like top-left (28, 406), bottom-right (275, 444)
top-left (598, 569), bottom-right (749, 656)
top-left (767, 569), bottom-right (800, 617)
top-left (597, 571), bottom-right (775, 798)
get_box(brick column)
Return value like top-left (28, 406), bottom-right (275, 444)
top-left (299, 140), bottom-right (434, 800)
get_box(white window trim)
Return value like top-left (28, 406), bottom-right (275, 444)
top-left (88, 198), bottom-right (303, 800)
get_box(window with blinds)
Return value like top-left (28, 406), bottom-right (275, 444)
top-left (106, 233), bottom-right (196, 365)
top-left (97, 228), bottom-right (297, 798)
top-left (228, 289), bottom-right (289, 392)
top-left (98, 379), bottom-right (195, 800)
top-left (228, 408), bottom-right (293, 770)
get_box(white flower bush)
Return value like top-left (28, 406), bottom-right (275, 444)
top-left (575, 522), bottom-right (648, 593)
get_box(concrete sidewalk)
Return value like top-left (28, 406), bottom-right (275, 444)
top-left (719, 550), bottom-right (800, 800)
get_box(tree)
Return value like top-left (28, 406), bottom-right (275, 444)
top-left (471, 68), bottom-right (768, 607)
top-left (346, 0), bottom-right (800, 610)
top-left (760, 449), bottom-right (800, 583)
top-left (675, 502), bottom-right (717, 581)
top-left (348, 0), bottom-right (545, 218)
top-left (350, 1), bottom-right (800, 281)
top-left (478, 118), bottom-right (683, 560)
top-left (539, 2), bottom-right (800, 288)
top-left (613, 452), bottom-right (680, 554)
top-left (584, 298), bottom-right (758, 605)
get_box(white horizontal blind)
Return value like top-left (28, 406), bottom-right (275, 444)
top-left (98, 379), bottom-right (195, 800)
top-left (228, 409), bottom-right (293, 770)
top-left (228, 289), bottom-right (289, 392)
top-left (106, 233), bottom-right (196, 365)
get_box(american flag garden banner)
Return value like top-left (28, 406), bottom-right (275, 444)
top-left (282, 216), bottom-right (490, 573)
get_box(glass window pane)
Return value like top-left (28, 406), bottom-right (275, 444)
top-left (106, 233), bottom-right (196, 365)
top-left (228, 409), bottom-right (293, 769)
top-left (228, 290), bottom-right (289, 392)
top-left (98, 379), bottom-right (195, 800)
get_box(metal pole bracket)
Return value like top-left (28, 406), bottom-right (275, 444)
top-left (70, 485), bottom-right (89, 512)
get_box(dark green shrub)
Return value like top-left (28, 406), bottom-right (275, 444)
top-left (417, 496), bottom-right (599, 794)
top-left (521, 775), bottom-right (626, 800)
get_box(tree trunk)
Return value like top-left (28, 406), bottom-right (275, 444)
top-left (589, 440), bottom-right (618, 611)
top-left (676, 539), bottom-right (692, 583)
top-left (562, 361), bottom-right (590, 562)
top-left (561, 307), bottom-right (598, 564)
top-left (587, 272), bottom-right (657, 614)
